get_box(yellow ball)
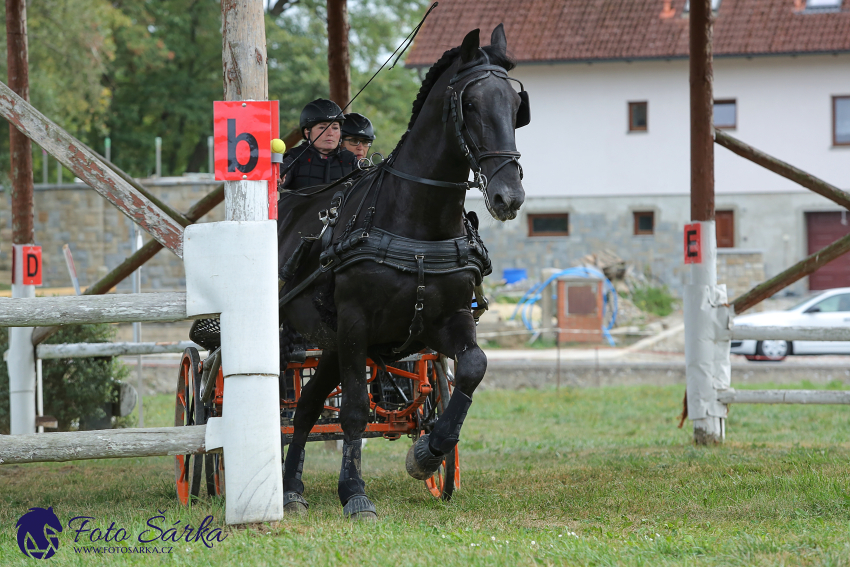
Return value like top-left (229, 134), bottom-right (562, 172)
top-left (271, 138), bottom-right (286, 154)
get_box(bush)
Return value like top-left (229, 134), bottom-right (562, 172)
top-left (0, 324), bottom-right (129, 433)
top-left (628, 284), bottom-right (677, 318)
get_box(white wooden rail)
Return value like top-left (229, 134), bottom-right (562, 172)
top-left (0, 426), bottom-right (211, 465)
top-left (0, 293), bottom-right (200, 327)
top-left (731, 325), bottom-right (850, 341)
top-left (718, 389), bottom-right (850, 405)
top-left (36, 340), bottom-right (204, 360)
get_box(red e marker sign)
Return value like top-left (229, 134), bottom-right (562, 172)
top-left (213, 101), bottom-right (279, 181)
top-left (684, 223), bottom-right (702, 264)
top-left (12, 245), bottom-right (42, 286)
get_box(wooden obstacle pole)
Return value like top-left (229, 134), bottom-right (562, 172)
top-left (0, 293), bottom-right (191, 327)
top-left (0, 426), bottom-right (211, 465)
top-left (30, 184), bottom-right (224, 347)
top-left (0, 80), bottom-right (185, 256)
top-left (715, 129), bottom-right (850, 211)
top-left (732, 232), bottom-right (850, 314)
top-left (731, 325), bottom-right (850, 341)
top-left (37, 340), bottom-right (203, 360)
top-left (718, 390), bottom-right (850, 405)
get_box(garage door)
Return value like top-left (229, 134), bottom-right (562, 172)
top-left (806, 212), bottom-right (850, 290)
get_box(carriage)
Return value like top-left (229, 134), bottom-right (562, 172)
top-left (173, 318), bottom-right (460, 506)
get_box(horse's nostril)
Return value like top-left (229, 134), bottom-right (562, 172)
top-left (492, 193), bottom-right (505, 208)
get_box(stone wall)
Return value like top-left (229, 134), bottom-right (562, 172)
top-left (716, 250), bottom-right (765, 301)
top-left (0, 177), bottom-right (223, 291)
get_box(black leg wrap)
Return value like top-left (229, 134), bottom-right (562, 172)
top-left (283, 443), bottom-right (305, 495)
top-left (337, 440), bottom-right (366, 505)
top-left (428, 389), bottom-right (472, 456)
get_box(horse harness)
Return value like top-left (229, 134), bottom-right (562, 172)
top-left (279, 52), bottom-right (528, 353)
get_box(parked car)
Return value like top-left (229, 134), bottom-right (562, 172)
top-left (731, 287), bottom-right (850, 361)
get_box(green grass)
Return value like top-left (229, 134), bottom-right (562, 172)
top-left (3, 383), bottom-right (850, 565)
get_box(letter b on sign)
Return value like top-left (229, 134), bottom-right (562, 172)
top-left (214, 101), bottom-right (278, 181)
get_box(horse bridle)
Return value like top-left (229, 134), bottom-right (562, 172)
top-left (383, 50), bottom-right (528, 215)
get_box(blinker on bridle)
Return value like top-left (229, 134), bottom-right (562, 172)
top-left (383, 48), bottom-right (529, 216)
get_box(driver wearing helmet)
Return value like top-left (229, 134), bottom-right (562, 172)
top-left (280, 98), bottom-right (357, 190)
top-left (339, 113), bottom-right (375, 162)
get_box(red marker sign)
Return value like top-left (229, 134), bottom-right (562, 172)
top-left (213, 101), bottom-right (279, 181)
top-left (12, 244), bottom-right (43, 286)
top-left (684, 223), bottom-right (702, 264)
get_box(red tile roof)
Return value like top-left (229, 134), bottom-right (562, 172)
top-left (405, 0), bottom-right (850, 66)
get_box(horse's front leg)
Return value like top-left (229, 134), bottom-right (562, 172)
top-left (336, 317), bottom-right (378, 520)
top-left (406, 309), bottom-right (483, 480)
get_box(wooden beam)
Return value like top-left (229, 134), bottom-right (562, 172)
top-left (732, 232), bottom-right (850, 314)
top-left (37, 340), bottom-right (203, 360)
top-left (5, 0), bottom-right (34, 246)
top-left (718, 389), bottom-right (850, 405)
top-left (30, 183), bottom-right (224, 346)
top-left (0, 81), bottom-right (185, 257)
top-left (0, 292), bottom-right (195, 327)
top-left (715, 129), bottom-right (850, 211)
top-left (690, 0), bottom-right (714, 222)
top-left (731, 325), bottom-right (850, 341)
top-left (0, 426), bottom-right (211, 465)
top-left (327, 0), bottom-right (351, 109)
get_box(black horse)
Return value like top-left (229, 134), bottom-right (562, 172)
top-left (277, 24), bottom-right (526, 519)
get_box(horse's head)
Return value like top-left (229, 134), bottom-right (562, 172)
top-left (450, 25), bottom-right (526, 221)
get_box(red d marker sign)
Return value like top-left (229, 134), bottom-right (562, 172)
top-left (12, 245), bottom-right (42, 286)
top-left (684, 223), bottom-right (702, 264)
top-left (214, 101), bottom-right (278, 181)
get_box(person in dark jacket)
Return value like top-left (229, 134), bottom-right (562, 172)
top-left (280, 99), bottom-right (357, 191)
top-left (340, 113), bottom-right (375, 162)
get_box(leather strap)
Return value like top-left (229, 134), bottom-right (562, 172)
top-left (393, 255), bottom-right (426, 354)
top-left (383, 164), bottom-right (471, 190)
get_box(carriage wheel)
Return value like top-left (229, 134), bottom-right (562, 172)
top-left (206, 454), bottom-right (225, 497)
top-left (422, 357), bottom-right (460, 501)
top-left (175, 348), bottom-right (203, 506)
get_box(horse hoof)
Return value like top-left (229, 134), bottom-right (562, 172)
top-left (343, 495), bottom-right (377, 520)
top-left (283, 491), bottom-right (308, 516)
top-left (405, 434), bottom-right (443, 480)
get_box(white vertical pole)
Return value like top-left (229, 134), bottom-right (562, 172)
top-left (36, 358), bottom-right (43, 433)
top-left (105, 137), bottom-right (111, 163)
top-left (9, 245), bottom-right (36, 434)
top-left (133, 226), bottom-right (144, 427)
top-left (207, 136), bottom-right (214, 175)
top-left (55, 160), bottom-right (61, 184)
top-left (155, 137), bottom-right (162, 178)
top-left (62, 244), bottom-right (81, 296)
top-left (41, 149), bottom-right (48, 184)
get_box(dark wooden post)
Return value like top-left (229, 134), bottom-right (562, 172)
top-left (690, 0), bottom-right (714, 222)
top-left (6, 0), bottom-right (34, 246)
top-left (327, 0), bottom-right (351, 108)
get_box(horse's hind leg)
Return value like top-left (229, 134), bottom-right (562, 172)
top-left (336, 325), bottom-right (378, 520)
top-left (282, 351), bottom-right (340, 515)
top-left (406, 310), bottom-right (484, 480)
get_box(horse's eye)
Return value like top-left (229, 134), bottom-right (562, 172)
top-left (464, 102), bottom-right (475, 112)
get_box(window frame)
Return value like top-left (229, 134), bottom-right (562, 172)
top-left (713, 99), bottom-right (737, 130)
top-left (833, 95), bottom-right (850, 147)
top-left (633, 211), bottom-right (655, 236)
top-left (628, 101), bottom-right (648, 133)
top-left (527, 213), bottom-right (570, 237)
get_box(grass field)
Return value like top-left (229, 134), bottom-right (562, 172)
top-left (2, 381), bottom-right (850, 566)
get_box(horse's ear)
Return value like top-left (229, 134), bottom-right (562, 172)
top-left (460, 29), bottom-right (480, 63)
top-left (490, 23), bottom-right (507, 54)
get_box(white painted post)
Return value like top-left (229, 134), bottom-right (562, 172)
top-left (133, 226), bottom-right (144, 427)
top-left (207, 136), bottom-right (214, 176)
top-left (684, 221), bottom-right (732, 444)
top-left (9, 244), bottom-right (36, 435)
top-left (36, 358), bottom-right (43, 433)
top-left (155, 137), bottom-right (162, 178)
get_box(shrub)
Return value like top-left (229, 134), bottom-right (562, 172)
top-left (0, 324), bottom-right (129, 433)
top-left (628, 284), bottom-right (677, 318)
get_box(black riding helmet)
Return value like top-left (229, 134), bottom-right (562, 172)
top-left (340, 113), bottom-right (375, 141)
top-left (299, 98), bottom-right (344, 139)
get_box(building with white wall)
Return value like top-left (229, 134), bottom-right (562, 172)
top-left (408, 0), bottom-right (850, 296)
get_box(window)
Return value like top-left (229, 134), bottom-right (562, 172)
top-left (633, 211), bottom-right (654, 235)
top-left (629, 102), bottom-right (648, 132)
top-left (714, 99), bottom-right (736, 129)
top-left (716, 210), bottom-right (734, 248)
top-left (528, 213), bottom-right (569, 237)
top-left (806, 0), bottom-right (842, 10)
top-left (809, 293), bottom-right (850, 313)
top-left (834, 96), bottom-right (850, 146)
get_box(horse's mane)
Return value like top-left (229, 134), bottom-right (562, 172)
top-left (390, 42), bottom-right (516, 157)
